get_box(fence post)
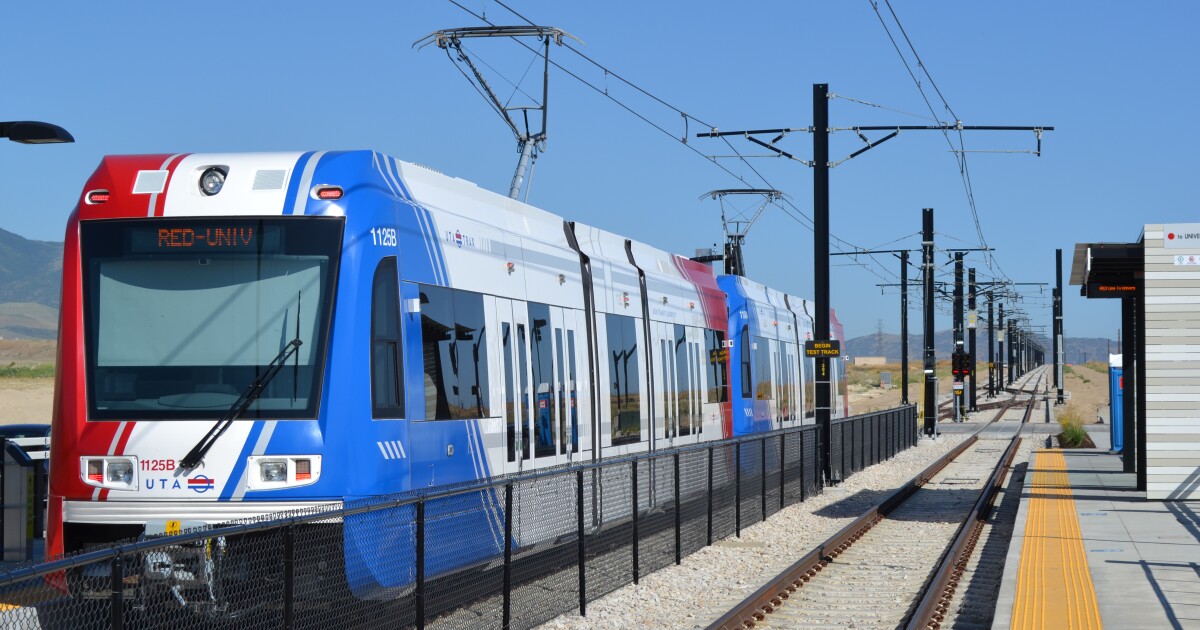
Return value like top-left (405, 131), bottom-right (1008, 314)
top-left (631, 460), bottom-right (640, 584)
top-left (577, 468), bottom-right (586, 616)
top-left (283, 525), bottom-right (295, 630)
top-left (760, 438), bottom-right (767, 521)
top-left (674, 452), bottom-right (682, 565)
top-left (706, 447), bottom-right (714, 547)
top-left (109, 554), bottom-right (123, 630)
top-left (503, 483), bottom-right (513, 629)
top-left (800, 429), bottom-right (807, 502)
top-left (735, 443), bottom-right (742, 538)
top-left (416, 500), bottom-right (425, 630)
top-left (779, 433), bottom-right (786, 511)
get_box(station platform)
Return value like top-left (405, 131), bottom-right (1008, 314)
top-left (993, 427), bottom-right (1200, 629)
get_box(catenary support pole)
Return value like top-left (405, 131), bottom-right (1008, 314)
top-left (922, 208), bottom-right (937, 436)
top-left (969, 267), bottom-right (978, 412)
top-left (813, 83), bottom-right (833, 480)
top-left (900, 250), bottom-right (910, 404)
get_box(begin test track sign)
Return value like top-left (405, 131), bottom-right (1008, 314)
top-left (805, 340), bottom-right (841, 358)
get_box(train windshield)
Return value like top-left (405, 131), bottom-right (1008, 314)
top-left (80, 217), bottom-right (344, 420)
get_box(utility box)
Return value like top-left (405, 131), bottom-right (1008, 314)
top-left (1109, 354), bottom-right (1124, 453)
top-left (2, 446), bottom-right (33, 562)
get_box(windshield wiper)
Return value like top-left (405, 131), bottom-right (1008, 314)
top-left (179, 338), bottom-right (303, 471)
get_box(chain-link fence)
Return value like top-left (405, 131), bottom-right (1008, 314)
top-left (0, 406), bottom-right (916, 629)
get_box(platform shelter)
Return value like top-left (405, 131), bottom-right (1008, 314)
top-left (1072, 223), bottom-right (1200, 499)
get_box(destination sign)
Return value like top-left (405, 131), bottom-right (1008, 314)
top-left (1164, 223), bottom-right (1200, 249)
top-left (1088, 282), bottom-right (1137, 298)
top-left (804, 340), bottom-right (841, 358)
top-left (129, 224), bottom-right (283, 254)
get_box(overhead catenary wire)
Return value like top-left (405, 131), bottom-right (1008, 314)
top-left (446, 0), bottom-right (902, 287)
top-left (868, 0), bottom-right (1003, 281)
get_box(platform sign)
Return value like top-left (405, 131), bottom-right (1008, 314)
top-left (804, 340), bottom-right (841, 358)
top-left (1164, 224), bottom-right (1200, 249)
top-left (953, 381), bottom-right (964, 395)
top-left (1087, 281), bottom-right (1137, 298)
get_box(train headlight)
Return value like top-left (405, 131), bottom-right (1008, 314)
top-left (199, 167), bottom-right (226, 196)
top-left (107, 461), bottom-right (133, 484)
top-left (80, 456), bottom-right (138, 491)
top-left (247, 455), bottom-right (321, 490)
top-left (260, 461), bottom-right (288, 483)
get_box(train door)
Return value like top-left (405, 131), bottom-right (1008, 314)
top-left (650, 320), bottom-right (675, 448)
top-left (525, 302), bottom-right (587, 470)
top-left (497, 299), bottom-right (531, 476)
top-left (783, 348), bottom-right (801, 426)
top-left (674, 325), bottom-right (703, 445)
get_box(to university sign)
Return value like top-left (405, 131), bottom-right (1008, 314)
top-left (1163, 223), bottom-right (1200, 249)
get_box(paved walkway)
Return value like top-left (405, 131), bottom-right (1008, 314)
top-left (995, 427), bottom-right (1200, 629)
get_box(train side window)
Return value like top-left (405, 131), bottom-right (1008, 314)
top-left (567, 330), bottom-right (579, 453)
top-left (705, 329), bottom-right (728, 403)
top-left (417, 284), bottom-right (490, 420)
top-left (753, 336), bottom-right (773, 402)
top-left (556, 328), bottom-right (567, 455)
top-left (371, 257), bottom-right (404, 418)
top-left (607, 313), bottom-right (641, 445)
top-left (453, 290), bottom-right (490, 418)
top-left (740, 326), bottom-right (752, 399)
top-left (517, 324), bottom-right (531, 460)
top-left (529, 302), bottom-right (556, 457)
top-left (418, 284), bottom-right (456, 420)
top-left (803, 357), bottom-right (816, 419)
top-left (675, 324), bottom-right (691, 437)
top-left (504, 322), bottom-right (516, 462)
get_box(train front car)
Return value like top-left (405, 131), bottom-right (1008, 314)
top-left (48, 151), bottom-right (425, 610)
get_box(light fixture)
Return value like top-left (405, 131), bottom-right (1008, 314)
top-left (0, 121), bottom-right (74, 145)
top-left (200, 167), bottom-right (226, 196)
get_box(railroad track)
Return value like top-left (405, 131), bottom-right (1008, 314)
top-left (711, 367), bottom-right (1048, 630)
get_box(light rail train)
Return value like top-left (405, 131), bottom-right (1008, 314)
top-left (47, 150), bottom-right (849, 608)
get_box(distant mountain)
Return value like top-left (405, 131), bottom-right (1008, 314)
top-left (0, 227), bottom-right (62, 309)
top-left (847, 330), bottom-right (1115, 365)
top-left (0, 302), bottom-right (58, 340)
top-left (0, 228), bottom-right (63, 339)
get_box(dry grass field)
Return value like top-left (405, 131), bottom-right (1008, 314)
top-left (845, 359), bottom-right (1113, 423)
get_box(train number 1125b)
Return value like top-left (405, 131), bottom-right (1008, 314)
top-left (370, 227), bottom-right (398, 247)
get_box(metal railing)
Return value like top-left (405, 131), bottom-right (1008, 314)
top-left (0, 406), bottom-right (916, 629)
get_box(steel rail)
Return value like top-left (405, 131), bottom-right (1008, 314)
top-left (709, 368), bottom-right (1047, 630)
top-left (905, 370), bottom-right (1045, 629)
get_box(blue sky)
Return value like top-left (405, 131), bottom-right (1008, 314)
top-left (3, 1), bottom-right (1193, 342)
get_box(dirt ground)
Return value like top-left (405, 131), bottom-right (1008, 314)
top-left (845, 361), bottom-right (1112, 424)
top-left (0, 340), bottom-right (57, 426)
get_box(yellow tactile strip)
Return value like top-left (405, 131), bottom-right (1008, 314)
top-left (1012, 449), bottom-right (1103, 629)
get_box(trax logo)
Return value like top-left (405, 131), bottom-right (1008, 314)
top-left (188, 475), bottom-right (216, 493)
top-left (446, 229), bottom-right (476, 249)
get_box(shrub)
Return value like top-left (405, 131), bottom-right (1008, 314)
top-left (1057, 404), bottom-right (1090, 448)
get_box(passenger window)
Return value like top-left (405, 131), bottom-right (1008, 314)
top-left (705, 329), bottom-right (728, 404)
top-left (754, 336), bottom-right (773, 402)
top-left (417, 283), bottom-right (490, 420)
top-left (740, 327), bottom-right (752, 398)
top-left (607, 313), bottom-right (641, 445)
top-left (371, 258), bottom-right (404, 418)
top-left (529, 303), bottom-right (556, 457)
